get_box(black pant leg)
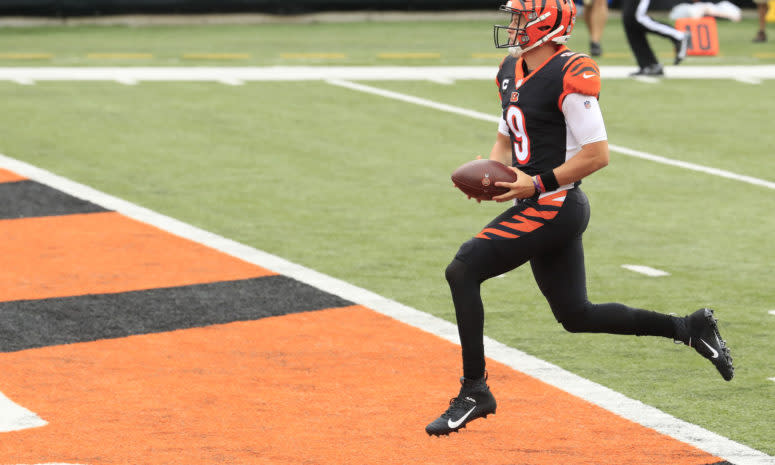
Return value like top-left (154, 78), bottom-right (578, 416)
top-left (622, 0), bottom-right (659, 68)
top-left (447, 192), bottom-right (585, 379)
top-left (447, 236), bottom-right (533, 379)
top-left (447, 188), bottom-right (678, 381)
top-left (529, 190), bottom-right (678, 338)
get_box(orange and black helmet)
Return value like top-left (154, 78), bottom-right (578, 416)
top-left (494, 0), bottom-right (577, 56)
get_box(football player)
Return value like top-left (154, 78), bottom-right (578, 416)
top-left (425, 0), bottom-right (734, 437)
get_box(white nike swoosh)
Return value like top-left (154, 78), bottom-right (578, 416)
top-left (700, 339), bottom-right (719, 359)
top-left (447, 406), bottom-right (476, 429)
top-left (582, 73), bottom-right (595, 79)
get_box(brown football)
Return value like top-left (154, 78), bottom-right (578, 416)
top-left (451, 159), bottom-right (517, 201)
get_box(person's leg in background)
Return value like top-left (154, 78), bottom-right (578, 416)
top-left (621, 0), bottom-right (662, 75)
top-left (753, 0), bottom-right (769, 42)
top-left (584, 0), bottom-right (609, 56)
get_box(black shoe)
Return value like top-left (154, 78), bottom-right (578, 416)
top-left (425, 375), bottom-right (497, 436)
top-left (674, 32), bottom-right (689, 65)
top-left (630, 63), bottom-right (664, 77)
top-left (590, 41), bottom-right (602, 57)
top-left (678, 308), bottom-right (734, 381)
top-left (753, 30), bottom-right (767, 43)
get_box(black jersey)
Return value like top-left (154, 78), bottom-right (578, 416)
top-left (495, 46), bottom-right (601, 176)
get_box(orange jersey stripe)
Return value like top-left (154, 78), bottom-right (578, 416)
top-left (476, 228), bottom-right (520, 239)
top-left (538, 191), bottom-right (568, 207)
top-left (521, 207), bottom-right (559, 220)
top-left (500, 215), bottom-right (543, 233)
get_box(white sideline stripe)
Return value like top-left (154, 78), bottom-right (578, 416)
top-left (769, 310), bottom-right (775, 316)
top-left (735, 77), bottom-right (762, 85)
top-left (327, 79), bottom-right (775, 191)
top-left (621, 264), bottom-right (670, 277)
top-left (608, 145), bottom-right (775, 190)
top-left (1, 155), bottom-right (772, 464)
top-left (328, 79), bottom-right (501, 123)
top-left (632, 76), bottom-right (661, 84)
top-left (0, 391), bottom-right (47, 432)
top-left (1, 65), bottom-right (775, 81)
top-left (116, 79), bottom-right (138, 86)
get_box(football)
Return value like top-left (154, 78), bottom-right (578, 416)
top-left (451, 159), bottom-right (517, 201)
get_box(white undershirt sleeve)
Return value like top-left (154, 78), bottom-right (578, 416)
top-left (562, 93), bottom-right (607, 147)
top-left (498, 117), bottom-right (509, 137)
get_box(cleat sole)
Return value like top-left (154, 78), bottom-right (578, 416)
top-left (424, 409), bottom-right (496, 436)
top-left (701, 309), bottom-right (735, 381)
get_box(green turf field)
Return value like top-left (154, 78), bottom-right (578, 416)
top-left (0, 14), bottom-right (774, 456)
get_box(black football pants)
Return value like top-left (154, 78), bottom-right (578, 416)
top-left (446, 188), bottom-right (678, 380)
top-left (621, 0), bottom-right (684, 69)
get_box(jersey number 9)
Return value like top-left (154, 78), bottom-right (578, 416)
top-left (505, 105), bottom-right (531, 164)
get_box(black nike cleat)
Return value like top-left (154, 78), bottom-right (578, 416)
top-left (630, 63), bottom-right (664, 77)
top-left (682, 308), bottom-right (734, 381)
top-left (425, 375), bottom-right (497, 436)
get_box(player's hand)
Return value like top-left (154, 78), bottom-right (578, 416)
top-left (492, 166), bottom-right (536, 202)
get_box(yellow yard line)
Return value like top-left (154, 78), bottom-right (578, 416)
top-left (87, 53), bottom-right (153, 59)
top-left (377, 52), bottom-right (441, 59)
top-left (0, 53), bottom-right (53, 59)
top-left (280, 53), bottom-right (347, 59)
top-left (183, 53), bottom-right (250, 60)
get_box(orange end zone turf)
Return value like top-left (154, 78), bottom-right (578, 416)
top-left (0, 211), bottom-right (275, 302)
top-left (0, 168), bottom-right (26, 183)
top-left (0, 306), bottom-right (723, 465)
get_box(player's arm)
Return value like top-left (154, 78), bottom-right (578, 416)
top-left (551, 92), bottom-right (609, 186)
top-left (489, 126), bottom-right (512, 166)
top-left (553, 140), bottom-right (608, 186)
top-left (549, 57), bottom-right (608, 187)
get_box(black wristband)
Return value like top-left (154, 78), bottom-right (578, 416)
top-left (538, 170), bottom-right (559, 192)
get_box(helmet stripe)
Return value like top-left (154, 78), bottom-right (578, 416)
top-left (551, 0), bottom-right (563, 31)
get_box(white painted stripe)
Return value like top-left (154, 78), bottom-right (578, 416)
top-left (1, 65), bottom-right (775, 82)
top-left (327, 79), bottom-right (775, 191)
top-left (735, 76), bottom-right (762, 85)
top-left (327, 79), bottom-right (500, 123)
top-left (632, 76), bottom-right (662, 84)
top-left (621, 264), bottom-right (670, 277)
top-left (607, 144), bottom-right (775, 190)
top-left (427, 77), bottom-right (455, 85)
top-left (1, 152), bottom-right (772, 464)
top-left (218, 78), bottom-right (244, 86)
top-left (0, 391), bottom-right (47, 432)
top-left (768, 310), bottom-right (775, 316)
top-left (769, 377), bottom-right (775, 383)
